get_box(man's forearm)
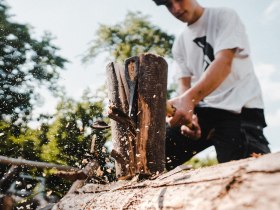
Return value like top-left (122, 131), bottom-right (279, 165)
top-left (183, 49), bottom-right (235, 105)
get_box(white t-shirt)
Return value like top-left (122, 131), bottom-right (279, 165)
top-left (172, 7), bottom-right (264, 113)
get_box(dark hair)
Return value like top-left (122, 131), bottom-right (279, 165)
top-left (153, 0), bottom-right (169, 6)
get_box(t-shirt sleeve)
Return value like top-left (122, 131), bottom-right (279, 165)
top-left (172, 35), bottom-right (192, 78)
top-left (214, 8), bottom-right (250, 58)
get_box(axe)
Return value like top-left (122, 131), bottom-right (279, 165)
top-left (123, 55), bottom-right (193, 130)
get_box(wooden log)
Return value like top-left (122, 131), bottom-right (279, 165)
top-left (135, 53), bottom-right (168, 175)
top-left (106, 62), bottom-right (136, 179)
top-left (55, 159), bottom-right (100, 182)
top-left (52, 152), bottom-right (280, 210)
top-left (107, 105), bottom-right (136, 136)
top-left (0, 155), bottom-right (78, 171)
top-left (107, 54), bottom-right (168, 178)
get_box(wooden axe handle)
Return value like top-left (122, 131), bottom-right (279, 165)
top-left (166, 101), bottom-right (176, 117)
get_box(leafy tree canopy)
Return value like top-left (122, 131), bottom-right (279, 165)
top-left (83, 11), bottom-right (175, 62)
top-left (41, 88), bottom-right (110, 166)
top-left (0, 1), bottom-right (67, 123)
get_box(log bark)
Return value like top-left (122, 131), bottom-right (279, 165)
top-left (135, 53), bottom-right (167, 175)
top-left (107, 54), bottom-right (168, 178)
top-left (52, 152), bottom-right (280, 210)
top-left (106, 62), bottom-right (136, 179)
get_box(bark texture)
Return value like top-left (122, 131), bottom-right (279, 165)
top-left (53, 152), bottom-right (280, 210)
top-left (106, 54), bottom-right (168, 179)
top-left (106, 62), bottom-right (133, 178)
top-left (135, 54), bottom-right (167, 175)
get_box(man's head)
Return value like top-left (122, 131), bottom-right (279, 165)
top-left (153, 0), bottom-right (203, 25)
top-left (153, 0), bottom-right (169, 5)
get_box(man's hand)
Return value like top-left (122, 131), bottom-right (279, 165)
top-left (167, 92), bottom-right (195, 127)
top-left (180, 114), bottom-right (201, 140)
top-left (166, 90), bottom-right (201, 140)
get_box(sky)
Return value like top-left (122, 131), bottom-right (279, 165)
top-left (5, 0), bottom-right (280, 154)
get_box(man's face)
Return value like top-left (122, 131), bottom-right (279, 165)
top-left (165, 0), bottom-right (198, 24)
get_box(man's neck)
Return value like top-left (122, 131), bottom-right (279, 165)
top-left (188, 6), bottom-right (204, 25)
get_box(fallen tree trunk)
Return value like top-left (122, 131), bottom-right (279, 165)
top-left (52, 152), bottom-right (280, 210)
top-left (0, 155), bottom-right (78, 171)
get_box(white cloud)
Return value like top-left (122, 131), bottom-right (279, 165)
top-left (255, 63), bottom-right (280, 148)
top-left (262, 0), bottom-right (280, 23)
top-left (255, 63), bottom-right (280, 102)
top-left (266, 109), bottom-right (280, 127)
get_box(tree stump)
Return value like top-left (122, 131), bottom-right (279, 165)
top-left (106, 62), bottom-right (135, 179)
top-left (107, 54), bottom-right (168, 178)
top-left (135, 54), bottom-right (167, 175)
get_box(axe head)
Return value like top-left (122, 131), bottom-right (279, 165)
top-left (125, 56), bottom-right (140, 124)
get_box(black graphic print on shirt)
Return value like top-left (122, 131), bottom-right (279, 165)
top-left (193, 36), bottom-right (215, 71)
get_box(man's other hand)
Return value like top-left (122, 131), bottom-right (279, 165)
top-left (180, 114), bottom-right (201, 140)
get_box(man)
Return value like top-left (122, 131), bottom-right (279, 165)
top-left (152, 0), bottom-right (270, 170)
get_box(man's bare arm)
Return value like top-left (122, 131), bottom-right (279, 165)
top-left (169, 48), bottom-right (236, 127)
top-left (186, 49), bottom-right (235, 104)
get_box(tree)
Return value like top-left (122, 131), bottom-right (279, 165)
top-left (0, 1), bottom-right (67, 123)
top-left (0, 1), bottom-right (67, 197)
top-left (40, 89), bottom-right (114, 194)
top-left (40, 93), bottom-right (106, 166)
top-left (83, 11), bottom-right (174, 62)
top-left (40, 88), bottom-right (112, 166)
top-left (83, 11), bottom-right (176, 97)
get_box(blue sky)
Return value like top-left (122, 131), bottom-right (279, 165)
top-left (6, 0), bottom-right (280, 154)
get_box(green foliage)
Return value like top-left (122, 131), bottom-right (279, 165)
top-left (0, 121), bottom-right (21, 157)
top-left (41, 91), bottom-right (108, 167)
top-left (40, 89), bottom-right (114, 194)
top-left (83, 11), bottom-right (174, 62)
top-left (0, 121), bottom-right (41, 160)
top-left (0, 88), bottom-right (113, 196)
top-left (45, 173), bottom-right (72, 198)
top-left (185, 156), bottom-right (218, 169)
top-left (0, 1), bottom-right (67, 123)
